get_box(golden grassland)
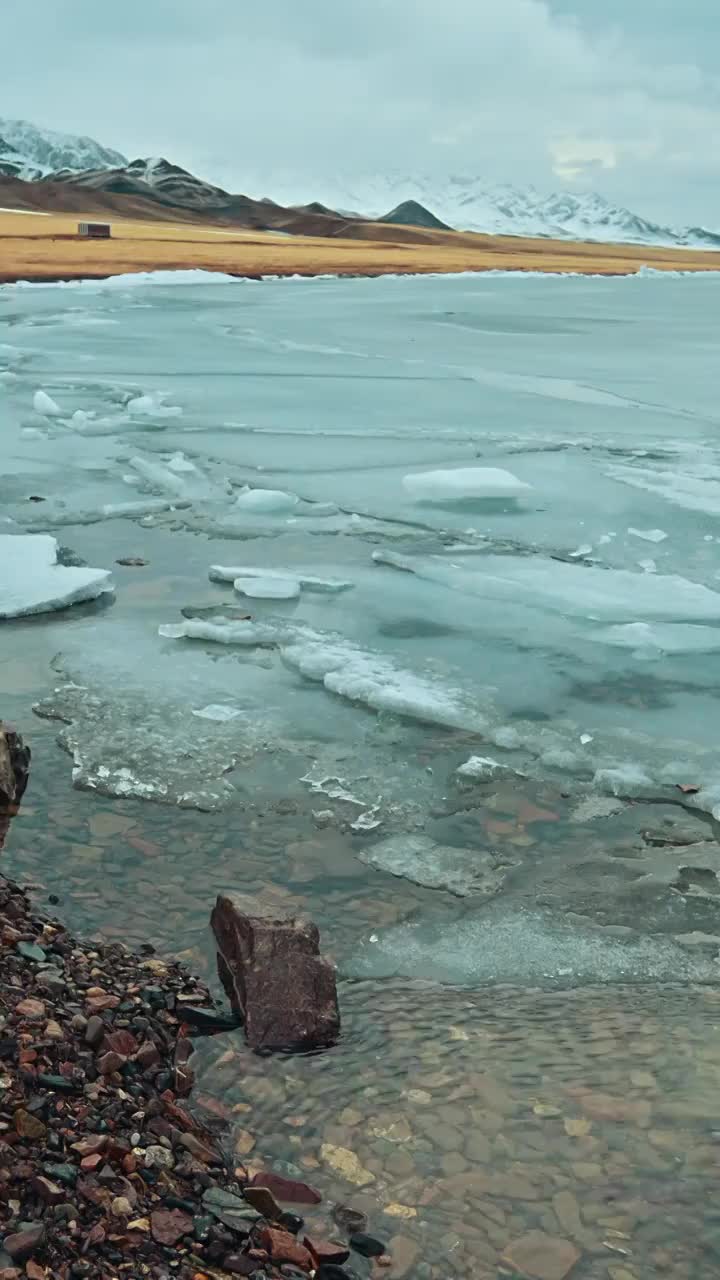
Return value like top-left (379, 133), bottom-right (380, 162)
top-left (1, 209), bottom-right (719, 283)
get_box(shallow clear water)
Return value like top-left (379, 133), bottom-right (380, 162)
top-left (3, 270), bottom-right (720, 1275)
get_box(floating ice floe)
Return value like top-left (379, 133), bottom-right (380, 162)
top-left (234, 487), bottom-right (299, 513)
top-left (628, 527), bottom-right (668, 544)
top-left (129, 454), bottom-right (230, 502)
top-left (592, 622), bottom-right (720, 655)
top-left (234, 576), bottom-right (301, 600)
top-left (33, 389), bottom-right (62, 418)
top-left (160, 615), bottom-right (489, 733)
top-left (456, 755), bottom-right (523, 781)
top-left (374, 548), bottom-right (720, 622)
top-left (402, 467), bottom-right (531, 502)
top-left (0, 534), bottom-right (113, 619)
top-left (126, 392), bottom-right (182, 418)
top-left (209, 565), bottom-right (354, 593)
top-left (358, 834), bottom-right (508, 898)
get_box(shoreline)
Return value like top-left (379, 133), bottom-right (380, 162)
top-left (0, 728), bottom-right (379, 1280)
top-left (2, 209), bottom-right (720, 285)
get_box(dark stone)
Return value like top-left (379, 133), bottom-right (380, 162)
top-left (211, 893), bottom-right (340, 1052)
top-left (36, 1074), bottom-right (78, 1094)
top-left (224, 1256), bottom-right (264, 1276)
top-left (349, 1233), bottom-right (386, 1258)
top-left (178, 1005), bottom-right (241, 1034)
top-left (243, 1186), bottom-right (282, 1220)
top-left (332, 1207), bottom-right (367, 1235)
top-left (315, 1267), bottom-right (357, 1280)
top-left (277, 1213), bottom-right (304, 1236)
top-left (85, 1016), bottom-right (105, 1048)
top-left (0, 1037), bottom-right (16, 1060)
top-left (4, 1223), bottom-right (46, 1262)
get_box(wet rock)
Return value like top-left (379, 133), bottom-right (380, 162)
top-left (306, 1239), bottom-right (351, 1266)
top-left (0, 723), bottom-right (30, 811)
top-left (387, 1235), bottom-right (420, 1279)
top-left (202, 1185), bottom-right (261, 1232)
top-left (211, 892), bottom-right (340, 1051)
top-left (320, 1145), bottom-right (375, 1188)
top-left (349, 1232), bottom-right (386, 1258)
top-left (257, 1225), bottom-right (314, 1270)
top-left (243, 1185), bottom-right (282, 1219)
top-left (278, 1212), bottom-right (304, 1235)
top-left (178, 1004), bottom-right (241, 1034)
top-left (251, 1171), bottom-right (322, 1205)
top-left (332, 1206), bottom-right (368, 1235)
top-left (501, 1230), bottom-right (581, 1280)
top-left (3, 1224), bottom-right (46, 1263)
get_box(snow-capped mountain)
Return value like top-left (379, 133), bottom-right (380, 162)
top-left (0, 117), bottom-right (126, 180)
top-left (236, 171), bottom-right (720, 249)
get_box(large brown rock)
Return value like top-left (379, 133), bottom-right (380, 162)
top-left (0, 723), bottom-right (30, 851)
top-left (210, 893), bottom-right (340, 1051)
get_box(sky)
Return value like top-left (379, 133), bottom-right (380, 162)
top-left (3, 0), bottom-right (720, 224)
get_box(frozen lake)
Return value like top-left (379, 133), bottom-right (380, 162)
top-left (5, 269), bottom-right (720, 1277)
top-left (3, 270), bottom-right (720, 984)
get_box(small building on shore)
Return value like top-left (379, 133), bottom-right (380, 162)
top-left (77, 222), bottom-right (112, 239)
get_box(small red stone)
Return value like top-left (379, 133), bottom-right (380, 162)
top-left (103, 1029), bottom-right (138, 1057)
top-left (81, 1153), bottom-right (103, 1172)
top-left (304, 1237), bottom-right (351, 1266)
top-left (251, 1171), bottom-right (321, 1205)
top-left (257, 1226), bottom-right (314, 1271)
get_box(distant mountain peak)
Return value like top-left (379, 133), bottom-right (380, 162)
top-left (380, 199), bottom-right (451, 231)
top-left (0, 117), bottom-right (126, 180)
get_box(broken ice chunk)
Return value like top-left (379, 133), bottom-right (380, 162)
top-left (126, 391), bottom-right (182, 418)
top-left (358, 834), bottom-right (507, 898)
top-left (402, 467), bottom-right (531, 502)
top-left (0, 534), bottom-right (113, 619)
top-left (457, 755), bottom-right (522, 781)
top-left (210, 565), bottom-right (353, 593)
top-left (33, 389), bottom-right (63, 418)
top-left (628, 527), bottom-right (668, 544)
top-left (234, 576), bottom-right (301, 600)
top-left (234, 487), bottom-right (299, 513)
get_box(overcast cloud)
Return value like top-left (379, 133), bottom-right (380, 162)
top-left (4, 0), bottom-right (720, 223)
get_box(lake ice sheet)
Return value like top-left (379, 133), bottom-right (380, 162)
top-left (3, 269), bottom-right (720, 984)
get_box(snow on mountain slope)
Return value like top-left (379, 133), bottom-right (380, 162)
top-left (238, 171), bottom-right (720, 249)
top-left (0, 118), bottom-right (127, 179)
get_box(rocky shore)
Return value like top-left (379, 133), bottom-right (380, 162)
top-left (0, 727), bottom-right (387, 1280)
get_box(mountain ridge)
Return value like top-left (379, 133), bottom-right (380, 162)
top-left (2, 116), bottom-right (720, 250)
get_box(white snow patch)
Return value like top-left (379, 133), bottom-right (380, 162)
top-left (0, 534), bottom-right (113, 618)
